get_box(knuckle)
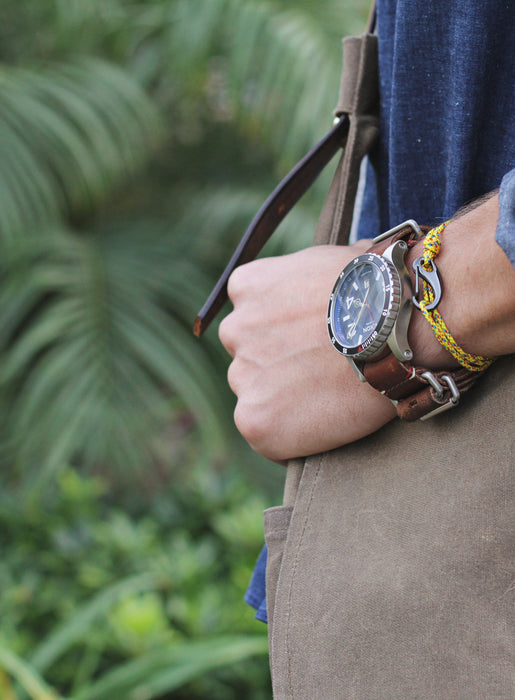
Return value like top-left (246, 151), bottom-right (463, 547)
top-left (233, 401), bottom-right (272, 452)
top-left (218, 314), bottom-right (237, 354)
top-left (226, 264), bottom-right (248, 301)
top-left (227, 259), bottom-right (267, 300)
top-left (226, 359), bottom-right (243, 393)
top-left (218, 315), bottom-right (230, 344)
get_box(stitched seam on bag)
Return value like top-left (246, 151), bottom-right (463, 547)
top-left (330, 119), bottom-right (357, 244)
top-left (352, 35), bottom-right (366, 113)
top-left (284, 452), bottom-right (326, 698)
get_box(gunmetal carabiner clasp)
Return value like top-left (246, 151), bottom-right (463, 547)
top-left (412, 257), bottom-right (442, 311)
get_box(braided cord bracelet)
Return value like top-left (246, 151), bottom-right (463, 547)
top-left (416, 222), bottom-right (495, 372)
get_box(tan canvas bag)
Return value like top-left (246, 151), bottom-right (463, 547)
top-left (195, 10), bottom-right (514, 698)
top-left (266, 357), bottom-right (514, 698)
top-left (263, 22), bottom-right (515, 700)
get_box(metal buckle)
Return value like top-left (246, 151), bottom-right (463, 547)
top-left (420, 372), bottom-right (460, 420)
top-left (372, 219), bottom-right (422, 244)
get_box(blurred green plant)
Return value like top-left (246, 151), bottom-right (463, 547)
top-left (0, 58), bottom-right (162, 238)
top-left (0, 1), bottom-right (369, 697)
top-left (0, 0), bottom-right (368, 481)
top-left (0, 468), bottom-right (271, 698)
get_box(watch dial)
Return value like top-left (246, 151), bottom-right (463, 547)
top-left (331, 260), bottom-right (386, 351)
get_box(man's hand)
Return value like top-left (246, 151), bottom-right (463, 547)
top-left (218, 192), bottom-right (515, 462)
top-left (218, 242), bottom-right (397, 462)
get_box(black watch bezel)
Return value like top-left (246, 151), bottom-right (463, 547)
top-left (327, 252), bottom-right (401, 359)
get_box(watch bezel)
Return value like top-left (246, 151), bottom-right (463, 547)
top-left (327, 252), bottom-right (401, 359)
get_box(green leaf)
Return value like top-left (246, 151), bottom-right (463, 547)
top-left (1, 224), bottom-right (231, 477)
top-left (72, 636), bottom-right (269, 700)
top-left (0, 645), bottom-right (62, 700)
top-left (0, 58), bottom-right (163, 238)
top-left (30, 573), bottom-right (161, 673)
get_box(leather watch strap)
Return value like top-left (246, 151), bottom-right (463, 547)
top-left (363, 354), bottom-right (485, 421)
top-left (396, 366), bottom-right (483, 421)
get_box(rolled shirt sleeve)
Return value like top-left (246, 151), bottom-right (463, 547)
top-left (495, 168), bottom-right (515, 269)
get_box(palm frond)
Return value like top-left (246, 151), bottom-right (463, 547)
top-left (0, 224), bottom-right (231, 479)
top-left (179, 185), bottom-right (320, 271)
top-left (161, 0), bottom-right (342, 163)
top-left (0, 0), bottom-right (371, 482)
top-left (0, 58), bottom-right (163, 240)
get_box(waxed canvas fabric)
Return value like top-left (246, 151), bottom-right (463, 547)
top-left (313, 34), bottom-right (379, 247)
top-left (266, 358), bottom-right (514, 698)
top-left (264, 12), bottom-right (515, 697)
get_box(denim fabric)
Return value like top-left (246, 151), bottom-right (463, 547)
top-left (497, 169), bottom-right (515, 266)
top-left (361, 0), bottom-right (515, 234)
top-left (246, 0), bottom-right (515, 623)
top-left (244, 544), bottom-right (268, 622)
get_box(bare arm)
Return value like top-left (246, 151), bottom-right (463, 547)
top-left (408, 193), bottom-right (515, 364)
top-left (219, 193), bottom-right (515, 462)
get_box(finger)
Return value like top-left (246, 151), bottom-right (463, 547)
top-left (226, 355), bottom-right (258, 395)
top-left (218, 313), bottom-right (237, 358)
top-left (226, 263), bottom-right (251, 303)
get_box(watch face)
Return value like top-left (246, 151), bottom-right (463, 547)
top-left (328, 253), bottom-right (399, 358)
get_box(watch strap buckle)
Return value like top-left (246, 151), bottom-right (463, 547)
top-left (418, 371), bottom-right (460, 420)
top-left (371, 219), bottom-right (423, 245)
top-left (395, 365), bottom-right (486, 421)
top-left (364, 354), bottom-right (486, 421)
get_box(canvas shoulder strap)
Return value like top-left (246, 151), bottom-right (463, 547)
top-left (313, 30), bottom-right (378, 245)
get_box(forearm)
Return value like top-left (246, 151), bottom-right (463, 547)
top-left (407, 192), bottom-right (515, 368)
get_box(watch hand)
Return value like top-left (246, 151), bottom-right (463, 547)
top-left (348, 285), bottom-right (371, 337)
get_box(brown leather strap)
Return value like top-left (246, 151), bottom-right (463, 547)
top-left (194, 20), bottom-right (379, 337)
top-left (364, 354), bottom-right (424, 399)
top-left (193, 115), bottom-right (350, 337)
top-left (363, 352), bottom-right (486, 421)
top-left (396, 367), bottom-right (484, 421)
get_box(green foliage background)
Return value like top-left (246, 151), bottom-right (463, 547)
top-left (0, 0), bottom-right (369, 697)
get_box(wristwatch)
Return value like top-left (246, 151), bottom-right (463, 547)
top-left (327, 220), bottom-right (481, 420)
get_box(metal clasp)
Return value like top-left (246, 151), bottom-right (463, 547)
top-left (412, 257), bottom-right (442, 310)
top-left (420, 372), bottom-right (460, 420)
top-left (372, 219), bottom-right (423, 244)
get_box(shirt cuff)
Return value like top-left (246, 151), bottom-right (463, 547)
top-left (495, 168), bottom-right (515, 269)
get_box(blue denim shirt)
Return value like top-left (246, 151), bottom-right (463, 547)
top-left (246, 0), bottom-right (515, 623)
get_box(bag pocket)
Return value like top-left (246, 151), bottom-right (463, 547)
top-left (264, 505), bottom-right (293, 634)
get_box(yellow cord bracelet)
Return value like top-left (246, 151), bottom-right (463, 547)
top-left (416, 222), bottom-right (495, 372)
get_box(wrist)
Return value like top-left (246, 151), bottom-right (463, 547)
top-left (406, 192), bottom-right (515, 367)
top-left (406, 237), bottom-right (460, 370)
